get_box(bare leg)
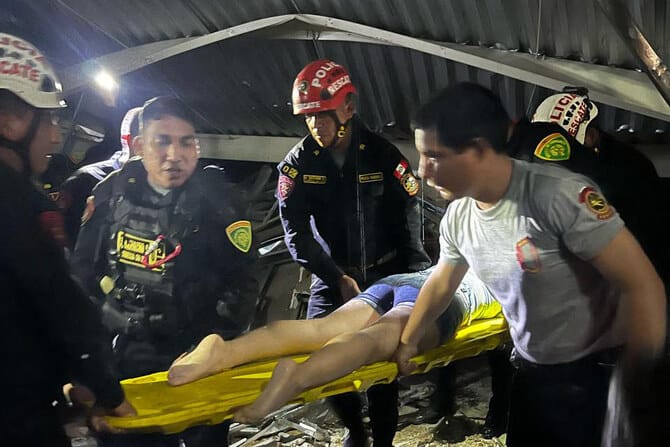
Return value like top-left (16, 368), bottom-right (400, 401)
top-left (168, 300), bottom-right (377, 385)
top-left (235, 305), bottom-right (444, 423)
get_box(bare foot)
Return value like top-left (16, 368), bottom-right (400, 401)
top-left (168, 334), bottom-right (227, 385)
top-left (234, 358), bottom-right (303, 423)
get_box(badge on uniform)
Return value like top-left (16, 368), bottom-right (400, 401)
top-left (303, 174), bottom-right (327, 184)
top-left (401, 173), bottom-right (419, 196)
top-left (393, 160), bottom-right (409, 179)
top-left (358, 172), bottom-right (383, 183)
top-left (533, 133), bottom-right (571, 161)
top-left (280, 163), bottom-right (299, 179)
top-left (516, 237), bottom-right (541, 272)
top-left (579, 186), bottom-right (614, 220)
top-left (116, 230), bottom-right (166, 270)
top-left (226, 220), bottom-right (252, 253)
top-left (81, 195), bottom-right (96, 225)
top-left (277, 175), bottom-right (295, 200)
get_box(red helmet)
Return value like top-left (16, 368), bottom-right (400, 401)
top-left (292, 59), bottom-right (357, 115)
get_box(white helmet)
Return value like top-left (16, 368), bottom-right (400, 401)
top-left (119, 107), bottom-right (142, 163)
top-left (0, 33), bottom-right (66, 109)
top-left (532, 89), bottom-right (598, 144)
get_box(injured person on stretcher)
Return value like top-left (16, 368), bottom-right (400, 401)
top-left (168, 265), bottom-right (502, 423)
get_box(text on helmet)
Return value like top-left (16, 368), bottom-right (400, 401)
top-left (310, 61), bottom-right (343, 88)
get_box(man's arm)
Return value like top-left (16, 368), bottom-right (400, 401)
top-left (396, 261), bottom-right (469, 374)
top-left (70, 174), bottom-right (115, 300)
top-left (0, 169), bottom-right (125, 411)
top-left (59, 173), bottom-right (97, 249)
top-left (589, 228), bottom-right (666, 361)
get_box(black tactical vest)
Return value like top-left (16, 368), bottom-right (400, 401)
top-left (103, 163), bottom-right (199, 339)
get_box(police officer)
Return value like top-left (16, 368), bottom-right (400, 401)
top-left (60, 106), bottom-right (141, 247)
top-left (278, 59), bottom-right (431, 447)
top-left (528, 88), bottom-right (669, 287)
top-left (0, 32), bottom-right (134, 446)
top-left (71, 96), bottom-right (259, 447)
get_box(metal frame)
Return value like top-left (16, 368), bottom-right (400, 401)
top-left (61, 14), bottom-right (670, 122)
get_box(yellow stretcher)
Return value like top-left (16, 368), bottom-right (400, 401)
top-left (107, 317), bottom-right (509, 434)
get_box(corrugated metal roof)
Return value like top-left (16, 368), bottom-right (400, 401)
top-left (3, 0), bottom-right (670, 139)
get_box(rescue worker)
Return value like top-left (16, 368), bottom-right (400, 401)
top-left (71, 96), bottom-right (259, 447)
top-left (399, 82), bottom-right (666, 447)
top-left (278, 59), bottom-right (431, 447)
top-left (0, 32), bottom-right (134, 446)
top-left (60, 106), bottom-right (141, 247)
top-left (528, 88), bottom-right (669, 287)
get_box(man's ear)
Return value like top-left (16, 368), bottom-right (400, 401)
top-left (132, 136), bottom-right (144, 157)
top-left (343, 97), bottom-right (356, 121)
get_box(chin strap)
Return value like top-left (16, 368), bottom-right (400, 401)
top-left (322, 111), bottom-right (350, 150)
top-left (0, 110), bottom-right (42, 177)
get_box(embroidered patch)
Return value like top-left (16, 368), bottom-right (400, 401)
top-left (358, 172), bottom-right (383, 183)
top-left (303, 174), bottom-right (327, 184)
top-left (533, 133), bottom-right (571, 161)
top-left (401, 173), bottom-right (419, 196)
top-left (516, 237), bottom-right (541, 272)
top-left (81, 195), bottom-right (96, 225)
top-left (226, 220), bottom-right (252, 253)
top-left (393, 160), bottom-right (409, 179)
top-left (579, 186), bottom-right (614, 220)
top-left (116, 230), bottom-right (166, 270)
top-left (280, 163), bottom-right (299, 179)
top-left (277, 175), bottom-right (295, 200)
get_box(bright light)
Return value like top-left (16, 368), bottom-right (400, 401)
top-left (94, 70), bottom-right (118, 92)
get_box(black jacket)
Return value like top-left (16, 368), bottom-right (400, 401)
top-left (59, 153), bottom-right (123, 248)
top-left (71, 159), bottom-right (259, 364)
top-left (278, 118), bottom-right (431, 287)
top-left (0, 162), bottom-right (124, 412)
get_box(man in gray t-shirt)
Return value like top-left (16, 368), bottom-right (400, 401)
top-left (396, 83), bottom-right (666, 447)
top-left (439, 159), bottom-right (625, 364)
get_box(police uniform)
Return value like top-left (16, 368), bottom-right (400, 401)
top-left (71, 158), bottom-right (259, 447)
top-left (277, 117), bottom-right (430, 447)
top-left (508, 119), bottom-right (669, 285)
top-left (59, 151), bottom-right (124, 248)
top-left (278, 117), bottom-right (431, 317)
top-left (0, 162), bottom-right (124, 446)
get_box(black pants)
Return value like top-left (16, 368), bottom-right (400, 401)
top-left (506, 348), bottom-right (617, 447)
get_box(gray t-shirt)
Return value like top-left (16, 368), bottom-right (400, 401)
top-left (439, 159), bottom-right (626, 364)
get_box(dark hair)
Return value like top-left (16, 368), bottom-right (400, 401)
top-left (0, 90), bottom-right (33, 116)
top-left (139, 96), bottom-right (195, 132)
top-left (412, 83), bottom-right (510, 153)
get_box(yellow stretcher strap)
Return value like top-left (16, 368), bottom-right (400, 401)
top-left (108, 317), bottom-right (509, 434)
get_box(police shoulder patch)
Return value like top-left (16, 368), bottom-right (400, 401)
top-left (401, 173), bottom-right (419, 196)
top-left (533, 133), bottom-right (571, 161)
top-left (579, 186), bottom-right (614, 220)
top-left (277, 175), bottom-right (295, 200)
top-left (226, 220), bottom-right (252, 253)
